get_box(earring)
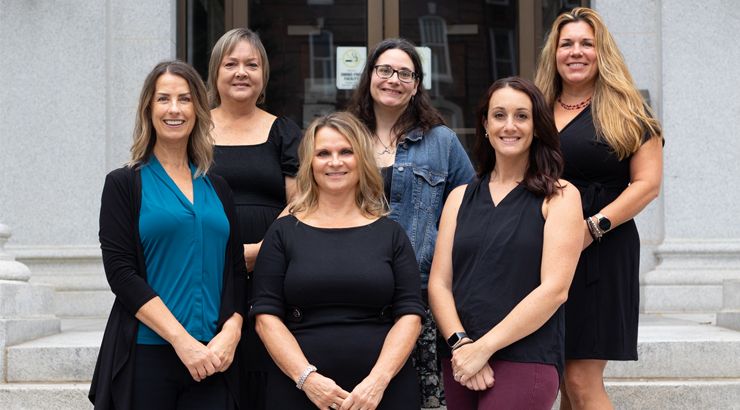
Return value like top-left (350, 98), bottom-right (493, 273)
top-left (485, 133), bottom-right (489, 139)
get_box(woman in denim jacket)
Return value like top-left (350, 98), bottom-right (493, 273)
top-left (347, 38), bottom-right (475, 408)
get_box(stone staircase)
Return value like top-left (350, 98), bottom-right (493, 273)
top-left (2, 314), bottom-right (740, 409)
top-left (0, 317), bottom-right (102, 409)
top-left (553, 313), bottom-right (740, 409)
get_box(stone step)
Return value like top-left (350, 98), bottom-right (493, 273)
top-left (5, 318), bottom-right (104, 383)
top-left (553, 379), bottom-right (740, 410)
top-left (0, 383), bottom-right (92, 410)
top-left (605, 314), bottom-right (740, 378)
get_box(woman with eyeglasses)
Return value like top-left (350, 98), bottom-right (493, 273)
top-left (346, 38), bottom-right (475, 408)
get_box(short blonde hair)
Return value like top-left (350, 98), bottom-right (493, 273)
top-left (207, 28), bottom-right (270, 107)
top-left (127, 60), bottom-right (214, 177)
top-left (291, 112), bottom-right (387, 218)
top-left (535, 7), bottom-right (662, 159)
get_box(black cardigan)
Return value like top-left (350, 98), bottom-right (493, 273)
top-left (89, 165), bottom-right (248, 409)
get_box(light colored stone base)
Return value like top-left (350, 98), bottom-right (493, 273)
top-left (553, 379), bottom-right (740, 410)
top-left (0, 383), bottom-right (92, 410)
top-left (9, 245), bottom-right (113, 316)
top-left (55, 291), bottom-right (114, 317)
top-left (641, 240), bottom-right (740, 312)
top-left (6, 330), bottom-right (102, 382)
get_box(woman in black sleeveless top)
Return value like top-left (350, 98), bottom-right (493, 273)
top-left (428, 77), bottom-right (583, 409)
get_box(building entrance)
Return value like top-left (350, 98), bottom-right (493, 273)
top-left (178, 0), bottom-right (587, 155)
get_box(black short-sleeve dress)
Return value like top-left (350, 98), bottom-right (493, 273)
top-left (210, 116), bottom-right (302, 405)
top-left (559, 106), bottom-right (653, 360)
top-left (250, 216), bottom-right (426, 410)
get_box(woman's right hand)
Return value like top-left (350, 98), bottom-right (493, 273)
top-left (302, 372), bottom-right (350, 410)
top-left (464, 362), bottom-right (495, 391)
top-left (172, 335), bottom-right (222, 382)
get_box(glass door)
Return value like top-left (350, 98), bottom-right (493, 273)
top-left (178, 0), bottom-right (588, 137)
top-left (247, 0), bottom-right (371, 127)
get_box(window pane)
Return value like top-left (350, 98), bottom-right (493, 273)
top-left (249, 0), bottom-right (367, 127)
top-left (400, 1), bottom-right (519, 160)
top-left (186, 0), bottom-right (225, 82)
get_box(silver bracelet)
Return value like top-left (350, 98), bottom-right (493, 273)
top-left (296, 364), bottom-right (317, 390)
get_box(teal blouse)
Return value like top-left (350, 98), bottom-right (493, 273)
top-left (137, 156), bottom-right (230, 345)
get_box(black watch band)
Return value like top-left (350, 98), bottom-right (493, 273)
top-left (447, 332), bottom-right (470, 350)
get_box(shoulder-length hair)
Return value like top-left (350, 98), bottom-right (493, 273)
top-left (475, 77), bottom-right (564, 200)
top-left (346, 38), bottom-right (444, 145)
top-left (207, 28), bottom-right (270, 107)
top-left (535, 7), bottom-right (663, 160)
top-left (127, 60), bottom-right (214, 178)
top-left (291, 112), bottom-right (388, 218)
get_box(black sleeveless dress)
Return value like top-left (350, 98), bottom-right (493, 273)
top-left (559, 106), bottom-right (639, 360)
top-left (452, 174), bottom-right (565, 378)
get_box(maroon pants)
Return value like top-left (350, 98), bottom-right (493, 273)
top-left (442, 357), bottom-right (559, 410)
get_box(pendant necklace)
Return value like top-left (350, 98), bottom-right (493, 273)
top-left (376, 135), bottom-right (396, 155)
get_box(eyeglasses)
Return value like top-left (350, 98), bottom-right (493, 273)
top-left (373, 65), bottom-right (417, 83)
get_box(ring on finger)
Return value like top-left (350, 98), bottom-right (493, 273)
top-left (330, 404), bottom-right (338, 410)
top-left (454, 372), bottom-right (460, 380)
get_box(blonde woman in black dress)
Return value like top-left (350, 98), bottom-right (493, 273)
top-left (535, 8), bottom-right (664, 410)
top-left (207, 28), bottom-right (302, 409)
top-left (252, 112), bottom-right (425, 410)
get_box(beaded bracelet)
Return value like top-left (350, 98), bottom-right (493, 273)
top-left (587, 217), bottom-right (602, 242)
top-left (296, 365), bottom-right (317, 390)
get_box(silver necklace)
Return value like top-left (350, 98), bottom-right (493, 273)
top-left (375, 135), bottom-right (396, 155)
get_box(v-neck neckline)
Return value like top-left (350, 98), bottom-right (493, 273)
top-left (485, 173), bottom-right (521, 207)
top-left (557, 104), bottom-right (590, 134)
top-left (148, 156), bottom-right (201, 208)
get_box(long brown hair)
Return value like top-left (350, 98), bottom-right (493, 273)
top-left (346, 38), bottom-right (444, 145)
top-left (475, 77), bottom-right (563, 199)
top-left (127, 60), bottom-right (214, 177)
top-left (535, 7), bottom-right (663, 159)
top-left (291, 112), bottom-right (388, 218)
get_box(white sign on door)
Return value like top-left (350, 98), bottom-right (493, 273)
top-left (336, 47), bottom-right (367, 90)
top-left (415, 47), bottom-right (432, 91)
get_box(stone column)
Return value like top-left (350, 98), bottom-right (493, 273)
top-left (0, 221), bottom-right (60, 382)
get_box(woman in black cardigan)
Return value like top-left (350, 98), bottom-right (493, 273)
top-left (89, 60), bottom-right (248, 410)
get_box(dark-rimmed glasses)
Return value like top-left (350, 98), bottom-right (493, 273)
top-left (373, 65), bottom-right (417, 83)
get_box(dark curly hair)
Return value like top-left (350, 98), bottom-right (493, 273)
top-left (346, 38), bottom-right (444, 144)
top-left (474, 77), bottom-right (564, 199)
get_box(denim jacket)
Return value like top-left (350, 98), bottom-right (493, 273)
top-left (387, 125), bottom-right (475, 288)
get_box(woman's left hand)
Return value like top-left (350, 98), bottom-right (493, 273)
top-left (339, 374), bottom-right (388, 410)
top-left (207, 313), bottom-right (242, 372)
top-left (451, 342), bottom-right (490, 386)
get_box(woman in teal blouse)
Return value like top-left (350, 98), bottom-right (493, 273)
top-left (89, 60), bottom-right (248, 410)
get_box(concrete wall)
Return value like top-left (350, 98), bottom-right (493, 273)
top-left (593, 0), bottom-right (663, 276)
top-left (0, 0), bottom-right (177, 315)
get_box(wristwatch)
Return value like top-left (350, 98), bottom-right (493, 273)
top-left (447, 332), bottom-right (470, 350)
top-left (594, 213), bottom-right (611, 233)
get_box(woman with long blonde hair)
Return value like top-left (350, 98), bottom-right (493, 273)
top-left (535, 7), bottom-right (664, 410)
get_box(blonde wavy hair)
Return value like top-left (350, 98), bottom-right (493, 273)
top-left (291, 112), bottom-right (388, 218)
top-left (127, 60), bottom-right (214, 177)
top-left (535, 7), bottom-right (663, 160)
top-left (207, 28), bottom-right (270, 107)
